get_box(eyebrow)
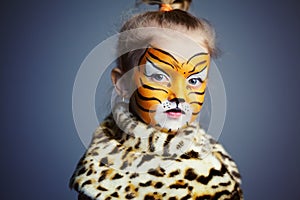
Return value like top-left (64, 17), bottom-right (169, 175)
top-left (187, 67), bottom-right (207, 80)
top-left (146, 46), bottom-right (209, 72)
top-left (188, 60), bottom-right (207, 73)
top-left (147, 51), bottom-right (176, 69)
top-left (145, 57), bottom-right (170, 77)
top-left (186, 52), bottom-right (209, 64)
top-left (151, 46), bottom-right (178, 63)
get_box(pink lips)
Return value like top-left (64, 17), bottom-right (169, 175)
top-left (167, 112), bottom-right (182, 119)
top-left (165, 108), bottom-right (185, 119)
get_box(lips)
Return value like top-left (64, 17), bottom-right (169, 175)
top-left (165, 108), bottom-right (185, 119)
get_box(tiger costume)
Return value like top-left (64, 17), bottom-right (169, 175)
top-left (69, 103), bottom-right (243, 199)
top-left (70, 0), bottom-right (243, 199)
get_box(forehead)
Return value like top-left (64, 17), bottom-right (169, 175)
top-left (149, 31), bottom-right (208, 62)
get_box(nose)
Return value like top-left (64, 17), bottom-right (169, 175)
top-left (168, 76), bottom-right (186, 104)
top-left (169, 97), bottom-right (185, 104)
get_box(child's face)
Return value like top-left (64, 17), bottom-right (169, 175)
top-left (130, 37), bottom-right (210, 133)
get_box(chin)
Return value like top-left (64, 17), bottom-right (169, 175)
top-left (154, 114), bottom-right (189, 133)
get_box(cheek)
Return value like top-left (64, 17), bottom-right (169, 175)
top-left (188, 83), bottom-right (207, 113)
top-left (134, 73), bottom-right (169, 109)
top-left (189, 93), bottom-right (205, 124)
top-left (136, 86), bottom-right (168, 108)
top-left (132, 85), bottom-right (168, 125)
top-left (140, 111), bottom-right (157, 127)
top-left (133, 93), bottom-right (162, 127)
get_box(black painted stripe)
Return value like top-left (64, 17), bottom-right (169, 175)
top-left (134, 93), bottom-right (156, 113)
top-left (148, 51), bottom-right (175, 70)
top-left (146, 56), bottom-right (171, 75)
top-left (190, 101), bottom-right (203, 106)
top-left (152, 46), bottom-right (178, 63)
top-left (187, 52), bottom-right (209, 64)
top-left (188, 90), bottom-right (206, 96)
top-left (187, 65), bottom-right (207, 80)
top-left (136, 89), bottom-right (162, 103)
top-left (139, 78), bottom-right (168, 93)
top-left (188, 61), bottom-right (207, 73)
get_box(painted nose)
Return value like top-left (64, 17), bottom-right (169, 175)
top-left (169, 98), bottom-right (185, 105)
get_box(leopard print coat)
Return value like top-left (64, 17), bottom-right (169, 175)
top-left (70, 103), bottom-right (243, 199)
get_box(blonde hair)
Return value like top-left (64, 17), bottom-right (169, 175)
top-left (117, 0), bottom-right (217, 72)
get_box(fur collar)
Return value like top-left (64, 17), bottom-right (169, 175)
top-left (103, 102), bottom-right (212, 158)
top-left (69, 103), bottom-right (243, 199)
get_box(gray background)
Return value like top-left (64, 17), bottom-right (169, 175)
top-left (1, 0), bottom-right (300, 199)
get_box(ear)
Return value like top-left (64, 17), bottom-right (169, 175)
top-left (111, 67), bottom-right (123, 86)
top-left (111, 67), bottom-right (129, 98)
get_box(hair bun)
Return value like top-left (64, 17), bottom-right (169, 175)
top-left (140, 0), bottom-right (192, 11)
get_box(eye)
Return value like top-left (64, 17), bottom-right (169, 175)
top-left (187, 68), bottom-right (207, 87)
top-left (188, 78), bottom-right (202, 86)
top-left (144, 61), bottom-right (170, 83)
top-left (151, 73), bottom-right (168, 82)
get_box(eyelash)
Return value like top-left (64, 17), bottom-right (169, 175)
top-left (144, 73), bottom-right (169, 83)
top-left (188, 77), bottom-right (203, 86)
top-left (144, 60), bottom-right (205, 86)
top-left (145, 73), bottom-right (203, 88)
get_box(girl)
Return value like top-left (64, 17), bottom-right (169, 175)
top-left (70, 0), bottom-right (243, 199)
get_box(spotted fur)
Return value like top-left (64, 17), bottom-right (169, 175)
top-left (70, 103), bottom-right (243, 199)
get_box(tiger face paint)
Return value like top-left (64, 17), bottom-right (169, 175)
top-left (130, 46), bottom-right (210, 133)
